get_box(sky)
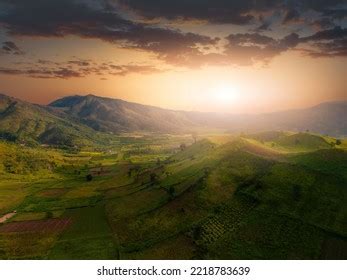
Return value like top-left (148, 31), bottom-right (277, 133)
top-left (0, 0), bottom-right (346, 114)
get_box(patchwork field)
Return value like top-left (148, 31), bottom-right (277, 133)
top-left (0, 132), bottom-right (346, 259)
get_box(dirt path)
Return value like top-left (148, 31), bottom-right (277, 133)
top-left (0, 211), bottom-right (16, 223)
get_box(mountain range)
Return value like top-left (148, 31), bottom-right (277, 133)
top-left (0, 93), bottom-right (346, 146)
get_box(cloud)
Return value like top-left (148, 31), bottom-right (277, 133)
top-left (282, 8), bottom-right (302, 24)
top-left (0, 58), bottom-right (163, 79)
top-left (0, 41), bottom-right (24, 55)
top-left (254, 21), bottom-right (272, 32)
top-left (301, 26), bottom-right (347, 42)
top-left (108, 64), bottom-right (163, 75)
top-left (116, 0), bottom-right (277, 24)
top-left (224, 32), bottom-right (300, 65)
top-left (299, 27), bottom-right (347, 57)
top-left (116, 0), bottom-right (346, 26)
top-left (0, 0), bottom-right (217, 64)
top-left (222, 26), bottom-right (347, 65)
top-left (0, 1), bottom-right (345, 68)
top-left (310, 18), bottom-right (336, 31)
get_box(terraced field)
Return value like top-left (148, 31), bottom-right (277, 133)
top-left (0, 132), bottom-right (346, 259)
top-left (198, 197), bottom-right (256, 244)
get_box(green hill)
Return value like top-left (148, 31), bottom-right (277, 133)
top-left (246, 131), bottom-right (289, 142)
top-left (0, 141), bottom-right (63, 178)
top-left (273, 133), bottom-right (331, 151)
top-left (288, 149), bottom-right (347, 180)
top-left (246, 131), bottom-right (333, 153)
top-left (49, 94), bottom-right (196, 133)
top-left (0, 94), bottom-right (111, 147)
top-left (1, 94), bottom-right (347, 147)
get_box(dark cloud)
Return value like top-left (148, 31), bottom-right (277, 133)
top-left (0, 0), bottom-right (217, 64)
top-left (117, 0), bottom-right (346, 26)
top-left (67, 59), bottom-right (91, 67)
top-left (0, 58), bottom-right (163, 79)
top-left (299, 27), bottom-right (347, 57)
top-left (117, 0), bottom-right (280, 24)
top-left (282, 9), bottom-right (302, 24)
top-left (0, 67), bottom-right (83, 79)
top-left (254, 21), bottom-right (272, 32)
top-left (0, 41), bottom-right (24, 55)
top-left (222, 26), bottom-right (347, 65)
top-left (108, 64), bottom-right (163, 75)
top-left (0, 0), bottom-right (346, 69)
top-left (322, 8), bottom-right (347, 20)
top-left (302, 26), bottom-right (347, 42)
top-left (310, 18), bottom-right (336, 31)
top-left (278, 1), bottom-right (347, 28)
top-left (224, 32), bottom-right (300, 65)
top-left (301, 40), bottom-right (347, 58)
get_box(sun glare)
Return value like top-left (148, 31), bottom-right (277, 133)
top-left (211, 84), bottom-right (240, 104)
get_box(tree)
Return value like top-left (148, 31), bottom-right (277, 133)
top-left (292, 185), bottom-right (302, 201)
top-left (168, 186), bottom-right (176, 198)
top-left (150, 172), bottom-right (158, 184)
top-left (336, 139), bottom-right (342, 145)
top-left (45, 211), bottom-right (53, 219)
top-left (86, 174), bottom-right (93, 181)
top-left (192, 225), bottom-right (202, 240)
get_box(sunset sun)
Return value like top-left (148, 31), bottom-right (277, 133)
top-left (211, 84), bottom-right (240, 104)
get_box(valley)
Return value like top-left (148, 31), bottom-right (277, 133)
top-left (0, 131), bottom-right (346, 259)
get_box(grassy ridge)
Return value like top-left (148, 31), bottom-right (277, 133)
top-left (0, 132), bottom-right (346, 259)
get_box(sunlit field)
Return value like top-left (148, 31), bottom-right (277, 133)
top-left (0, 131), bottom-right (346, 259)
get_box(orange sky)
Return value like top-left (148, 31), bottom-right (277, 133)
top-left (0, 1), bottom-right (346, 114)
top-left (1, 47), bottom-right (345, 114)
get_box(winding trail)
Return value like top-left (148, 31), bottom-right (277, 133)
top-left (0, 211), bottom-right (16, 223)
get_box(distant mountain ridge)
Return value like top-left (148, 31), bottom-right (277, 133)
top-left (227, 100), bottom-right (347, 137)
top-left (49, 94), bottom-right (195, 133)
top-left (49, 94), bottom-right (347, 137)
top-left (0, 93), bottom-right (346, 146)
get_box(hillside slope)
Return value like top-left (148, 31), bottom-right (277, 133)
top-left (49, 95), bottom-right (196, 133)
top-left (0, 93), bottom-right (346, 144)
top-left (49, 95), bottom-right (347, 137)
top-left (0, 94), bottom-right (108, 147)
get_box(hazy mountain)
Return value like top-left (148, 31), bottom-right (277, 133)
top-left (50, 95), bottom-right (347, 137)
top-left (49, 94), bottom-right (196, 133)
top-left (0, 93), bottom-right (346, 147)
top-left (227, 101), bottom-right (347, 137)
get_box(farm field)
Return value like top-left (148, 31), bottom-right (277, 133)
top-left (0, 132), bottom-right (346, 259)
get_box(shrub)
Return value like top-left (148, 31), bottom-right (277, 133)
top-left (179, 143), bottom-right (186, 151)
top-left (168, 186), bottom-right (176, 197)
top-left (150, 172), bottom-right (158, 184)
top-left (292, 185), bottom-right (302, 201)
top-left (86, 174), bottom-right (93, 181)
top-left (45, 211), bottom-right (53, 219)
